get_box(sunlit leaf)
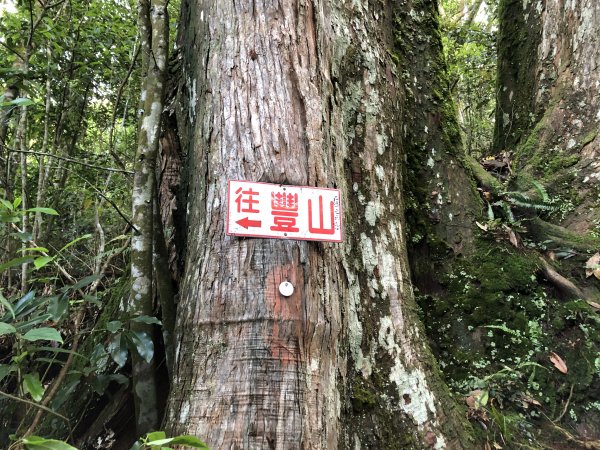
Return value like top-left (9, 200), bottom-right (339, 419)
top-left (25, 207), bottom-right (58, 215)
top-left (23, 373), bottom-right (45, 402)
top-left (11, 97), bottom-right (35, 107)
top-left (22, 436), bottom-right (77, 450)
top-left (33, 256), bottom-right (54, 269)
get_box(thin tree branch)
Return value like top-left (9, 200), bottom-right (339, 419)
top-left (0, 389), bottom-right (70, 424)
top-left (108, 44), bottom-right (141, 170)
top-left (4, 147), bottom-right (134, 174)
top-left (73, 173), bottom-right (140, 233)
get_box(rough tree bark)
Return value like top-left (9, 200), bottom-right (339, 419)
top-left (494, 0), bottom-right (600, 232)
top-left (162, 0), bottom-right (472, 448)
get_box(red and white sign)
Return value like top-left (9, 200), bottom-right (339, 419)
top-left (226, 180), bottom-right (343, 242)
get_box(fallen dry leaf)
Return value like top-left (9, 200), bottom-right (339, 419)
top-left (585, 253), bottom-right (600, 279)
top-left (549, 351), bottom-right (568, 374)
top-left (476, 221), bottom-right (488, 232)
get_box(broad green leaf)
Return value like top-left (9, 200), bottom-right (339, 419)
top-left (11, 97), bottom-right (35, 107)
top-left (0, 256), bottom-right (34, 271)
top-left (22, 436), bottom-right (77, 450)
top-left (107, 333), bottom-right (128, 367)
top-left (34, 256), bottom-right (54, 269)
top-left (0, 322), bottom-right (17, 336)
top-left (25, 207), bottom-right (58, 215)
top-left (23, 373), bottom-right (45, 402)
top-left (13, 290), bottom-right (37, 316)
top-left (169, 436), bottom-right (210, 448)
top-left (22, 327), bottom-right (64, 343)
top-left (47, 294), bottom-right (69, 321)
top-left (145, 438), bottom-right (173, 446)
top-left (0, 198), bottom-right (14, 210)
top-left (106, 321), bottom-right (122, 333)
top-left (13, 197), bottom-right (22, 208)
top-left (0, 364), bottom-right (16, 382)
top-left (145, 431), bottom-right (167, 443)
top-left (0, 291), bottom-right (15, 319)
top-left (128, 330), bottom-right (154, 363)
top-left (130, 315), bottom-right (162, 325)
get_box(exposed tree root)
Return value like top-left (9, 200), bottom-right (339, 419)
top-left (528, 217), bottom-right (600, 253)
top-left (538, 257), bottom-right (588, 300)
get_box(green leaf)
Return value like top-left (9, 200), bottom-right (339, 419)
top-left (70, 274), bottom-right (102, 291)
top-left (130, 315), bottom-right (162, 325)
top-left (107, 333), bottom-right (128, 367)
top-left (128, 330), bottom-right (154, 363)
top-left (145, 431), bottom-right (167, 443)
top-left (25, 207), bottom-right (58, 215)
top-left (34, 256), bottom-right (54, 269)
top-left (145, 438), bottom-right (174, 446)
top-left (47, 294), bottom-right (69, 321)
top-left (22, 436), bottom-right (78, 450)
top-left (0, 291), bottom-right (15, 320)
top-left (169, 436), bottom-right (210, 448)
top-left (0, 198), bottom-right (14, 210)
top-left (18, 247), bottom-right (49, 254)
top-left (0, 256), bottom-right (34, 271)
top-left (0, 363), bottom-right (16, 382)
top-left (11, 97), bottom-right (35, 107)
top-left (106, 320), bottom-right (122, 333)
top-left (128, 441), bottom-right (143, 450)
top-left (13, 197), bottom-right (22, 209)
top-left (13, 290), bottom-right (36, 316)
top-left (23, 373), bottom-right (45, 402)
top-left (57, 234), bottom-right (92, 254)
top-left (22, 327), bottom-right (63, 343)
top-left (0, 322), bottom-right (17, 336)
top-left (15, 314), bottom-right (53, 332)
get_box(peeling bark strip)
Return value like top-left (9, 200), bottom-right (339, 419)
top-left (165, 1), bottom-right (470, 448)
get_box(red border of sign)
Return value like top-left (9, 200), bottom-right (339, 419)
top-left (225, 180), bottom-right (344, 243)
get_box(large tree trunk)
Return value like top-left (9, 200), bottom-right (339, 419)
top-left (494, 0), bottom-right (600, 232)
top-left (163, 0), bottom-right (472, 448)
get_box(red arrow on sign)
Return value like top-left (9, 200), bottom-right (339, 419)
top-left (236, 217), bottom-right (262, 229)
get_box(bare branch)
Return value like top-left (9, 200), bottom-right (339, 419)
top-left (4, 147), bottom-right (134, 174)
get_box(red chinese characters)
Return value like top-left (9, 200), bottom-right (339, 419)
top-left (227, 180), bottom-right (342, 242)
top-left (308, 195), bottom-right (335, 235)
top-left (270, 191), bottom-right (299, 232)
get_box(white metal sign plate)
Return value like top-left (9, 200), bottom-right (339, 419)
top-left (226, 180), bottom-right (343, 242)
